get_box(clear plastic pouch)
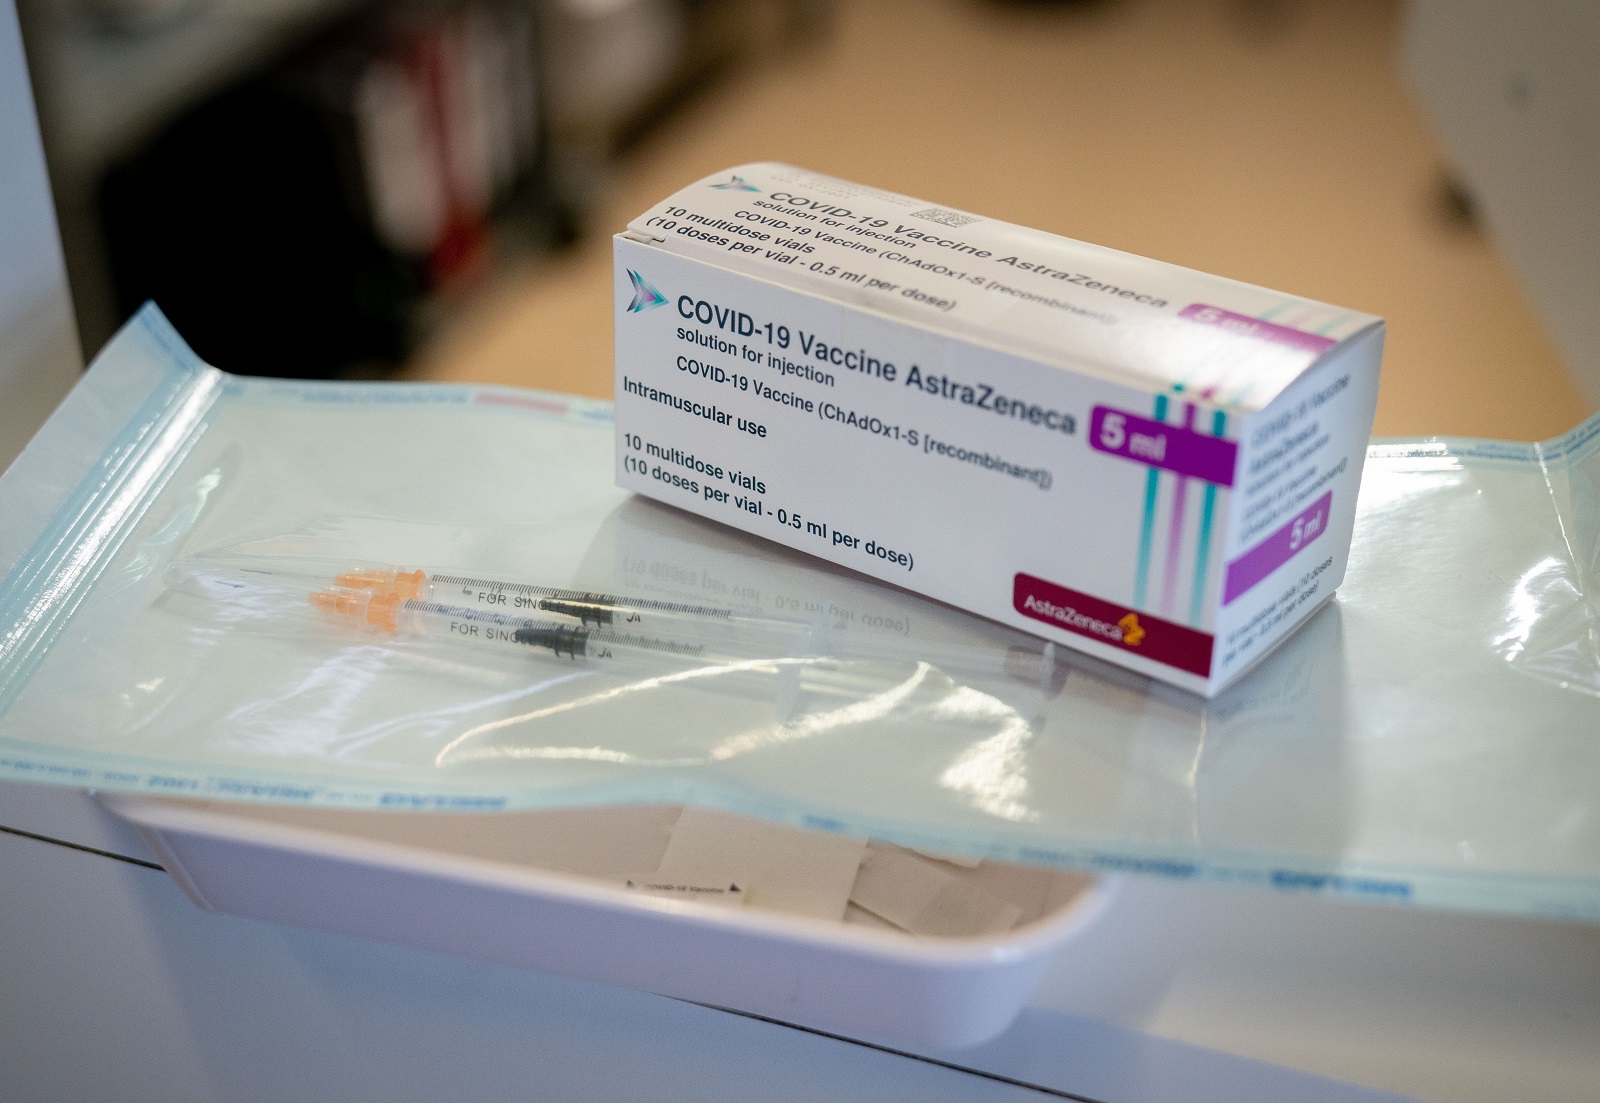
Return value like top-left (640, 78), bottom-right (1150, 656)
top-left (3, 305), bottom-right (1599, 922)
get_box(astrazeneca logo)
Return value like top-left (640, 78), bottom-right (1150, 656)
top-left (625, 270), bottom-right (667, 313)
top-left (711, 175), bottom-right (760, 192)
top-left (1116, 612), bottom-right (1145, 647)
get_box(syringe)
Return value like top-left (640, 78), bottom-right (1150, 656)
top-left (307, 587), bottom-right (826, 677)
top-left (172, 554), bottom-right (1060, 692)
top-left (307, 586), bottom-right (1060, 698)
top-left (323, 567), bottom-right (1054, 686)
top-left (330, 565), bottom-right (744, 631)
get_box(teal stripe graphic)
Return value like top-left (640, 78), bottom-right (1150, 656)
top-left (1133, 393), bottom-right (1169, 610)
top-left (1189, 409), bottom-right (1227, 625)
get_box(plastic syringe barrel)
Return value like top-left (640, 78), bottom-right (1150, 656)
top-left (425, 572), bottom-right (736, 629)
top-left (512, 622), bottom-right (587, 659)
top-left (402, 600), bottom-right (715, 666)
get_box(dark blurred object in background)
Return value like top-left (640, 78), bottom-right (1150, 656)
top-left (98, 53), bottom-right (418, 378)
top-left (20, 0), bottom-right (824, 378)
top-left (98, 3), bottom-right (550, 378)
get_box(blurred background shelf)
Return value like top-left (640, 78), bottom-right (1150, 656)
top-left (27, 0), bottom-right (367, 181)
top-left (18, 0), bottom-right (1597, 439)
top-left (21, 0), bottom-right (812, 375)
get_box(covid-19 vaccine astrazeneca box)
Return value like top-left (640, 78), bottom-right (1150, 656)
top-left (613, 164), bottom-right (1384, 695)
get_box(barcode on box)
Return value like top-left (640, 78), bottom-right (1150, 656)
top-left (910, 207), bottom-right (979, 229)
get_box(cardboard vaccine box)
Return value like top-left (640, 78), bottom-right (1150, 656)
top-left (612, 164), bottom-right (1384, 695)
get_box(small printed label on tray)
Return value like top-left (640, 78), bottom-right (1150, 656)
top-left (622, 874), bottom-right (748, 907)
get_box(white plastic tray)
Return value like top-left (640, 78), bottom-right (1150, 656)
top-left (101, 795), bottom-right (1114, 1047)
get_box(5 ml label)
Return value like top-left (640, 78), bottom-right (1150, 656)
top-left (1224, 491), bottom-right (1332, 605)
top-left (1089, 406), bottom-right (1237, 486)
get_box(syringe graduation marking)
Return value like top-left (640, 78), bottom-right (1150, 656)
top-left (430, 574), bottom-right (734, 626)
top-left (408, 600), bottom-right (709, 660)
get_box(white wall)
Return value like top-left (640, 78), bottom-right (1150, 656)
top-left (1406, 1), bottom-right (1600, 410)
top-left (0, 0), bottom-right (80, 474)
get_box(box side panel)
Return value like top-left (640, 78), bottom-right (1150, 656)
top-left (613, 238), bottom-right (1247, 693)
top-left (1212, 324), bottom-right (1386, 689)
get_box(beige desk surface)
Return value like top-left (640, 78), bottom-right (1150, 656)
top-left (412, 0), bottom-right (1593, 443)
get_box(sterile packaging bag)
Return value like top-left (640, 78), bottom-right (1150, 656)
top-left (2, 305), bottom-right (1599, 922)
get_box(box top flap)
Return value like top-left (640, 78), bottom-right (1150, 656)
top-left (623, 163), bottom-right (1383, 414)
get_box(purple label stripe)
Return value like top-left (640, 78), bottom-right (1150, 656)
top-left (1223, 491), bottom-right (1333, 605)
top-left (1089, 405), bottom-right (1237, 487)
top-left (1179, 303), bottom-right (1337, 356)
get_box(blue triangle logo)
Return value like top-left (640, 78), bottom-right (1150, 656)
top-left (626, 269), bottom-right (667, 313)
top-left (711, 175), bottom-right (760, 192)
